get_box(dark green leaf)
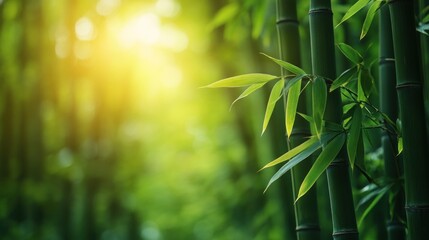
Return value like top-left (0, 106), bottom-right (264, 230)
top-left (262, 79), bottom-right (284, 134)
top-left (296, 133), bottom-right (346, 201)
top-left (336, 0), bottom-right (371, 27)
top-left (261, 53), bottom-right (306, 75)
top-left (398, 137), bottom-right (403, 155)
top-left (286, 80), bottom-right (302, 136)
top-left (338, 43), bottom-right (364, 64)
top-left (312, 77), bottom-right (327, 138)
top-left (360, 1), bottom-right (383, 39)
top-left (358, 184), bottom-right (392, 227)
top-left (330, 66), bottom-right (358, 92)
top-left (347, 107), bottom-right (362, 169)
top-left (203, 73), bottom-right (278, 88)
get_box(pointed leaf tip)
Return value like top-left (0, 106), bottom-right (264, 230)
top-left (260, 53), bottom-right (306, 75)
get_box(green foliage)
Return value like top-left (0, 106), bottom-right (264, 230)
top-left (262, 79), bottom-right (285, 134)
top-left (204, 73), bottom-right (278, 88)
top-left (312, 77), bottom-right (327, 139)
top-left (297, 133), bottom-right (346, 201)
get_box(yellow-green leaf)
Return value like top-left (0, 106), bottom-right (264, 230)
top-left (336, 0), bottom-right (371, 28)
top-left (260, 135), bottom-right (319, 171)
top-left (207, 3), bottom-right (239, 31)
top-left (262, 79), bottom-right (284, 135)
top-left (360, 1), bottom-right (384, 39)
top-left (230, 82), bottom-right (266, 109)
top-left (261, 53), bottom-right (306, 75)
top-left (286, 80), bottom-right (302, 136)
top-left (296, 133), bottom-right (346, 201)
top-left (203, 73), bottom-right (278, 88)
top-left (263, 133), bottom-right (336, 193)
top-left (312, 77), bottom-right (327, 138)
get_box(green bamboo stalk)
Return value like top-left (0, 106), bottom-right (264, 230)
top-left (378, 5), bottom-right (406, 240)
top-left (419, 0), bottom-right (429, 142)
top-left (308, 0), bottom-right (358, 239)
top-left (389, 0), bottom-right (429, 239)
top-left (277, 0), bottom-right (321, 239)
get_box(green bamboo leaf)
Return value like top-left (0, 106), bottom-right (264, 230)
top-left (355, 133), bottom-right (365, 171)
top-left (297, 112), bottom-right (314, 125)
top-left (360, 1), bottom-right (384, 39)
top-left (357, 69), bottom-right (366, 101)
top-left (417, 23), bottom-right (429, 36)
top-left (286, 80), bottom-right (302, 136)
top-left (312, 77), bottom-right (327, 138)
top-left (261, 53), bottom-right (306, 75)
top-left (330, 66), bottom-right (358, 92)
top-left (284, 74), bottom-right (307, 94)
top-left (262, 79), bottom-right (284, 135)
top-left (347, 107), bottom-right (362, 169)
top-left (358, 184), bottom-right (392, 227)
top-left (296, 133), bottom-right (346, 201)
top-left (263, 133), bottom-right (336, 193)
top-left (203, 73), bottom-right (278, 88)
top-left (398, 137), bottom-right (403, 155)
top-left (230, 82), bottom-right (267, 109)
top-left (337, 43), bottom-right (364, 64)
top-left (260, 135), bottom-right (319, 171)
top-left (336, 0), bottom-right (371, 27)
top-left (207, 3), bottom-right (239, 31)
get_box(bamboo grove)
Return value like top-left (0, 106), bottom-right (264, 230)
top-left (208, 0), bottom-right (429, 239)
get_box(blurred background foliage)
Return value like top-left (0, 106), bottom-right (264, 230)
top-left (0, 0), bottom-right (389, 239)
top-left (0, 0), bottom-right (291, 239)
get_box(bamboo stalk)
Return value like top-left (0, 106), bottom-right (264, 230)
top-left (308, 0), bottom-right (358, 239)
top-left (277, 0), bottom-right (321, 239)
top-left (378, 5), bottom-right (406, 240)
top-left (389, 0), bottom-right (429, 239)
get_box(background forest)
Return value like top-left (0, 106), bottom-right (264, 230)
top-left (0, 0), bottom-right (428, 240)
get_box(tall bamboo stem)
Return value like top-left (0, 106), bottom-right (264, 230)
top-left (277, 0), bottom-right (321, 239)
top-left (389, 0), bottom-right (429, 239)
top-left (309, 0), bottom-right (358, 239)
top-left (379, 5), bottom-right (406, 240)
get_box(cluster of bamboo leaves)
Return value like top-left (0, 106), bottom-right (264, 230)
top-left (205, 0), bottom-right (417, 223)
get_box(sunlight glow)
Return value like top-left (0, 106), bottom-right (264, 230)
top-left (96, 0), bottom-right (121, 16)
top-left (119, 13), bottom-right (161, 48)
top-left (155, 0), bottom-right (180, 17)
top-left (75, 17), bottom-right (95, 41)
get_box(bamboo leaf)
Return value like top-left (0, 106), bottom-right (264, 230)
top-left (358, 184), bottom-right (392, 227)
top-left (297, 112), bottom-right (314, 125)
top-left (417, 23), bottom-right (429, 36)
top-left (330, 66), bottom-right (358, 92)
top-left (262, 79), bottom-right (284, 134)
top-left (337, 43), bottom-right (364, 64)
top-left (286, 80), bottom-right (302, 136)
top-left (263, 133), bottom-right (336, 193)
top-left (284, 74), bottom-right (307, 94)
top-left (296, 133), bottom-right (346, 201)
top-left (207, 3), bottom-right (239, 31)
top-left (360, 1), bottom-right (384, 39)
top-left (360, 68), bottom-right (375, 97)
top-left (203, 73), bottom-right (278, 88)
top-left (230, 82), bottom-right (267, 109)
top-left (398, 137), bottom-right (403, 155)
top-left (347, 107), bottom-right (362, 170)
top-left (261, 53), bottom-right (306, 75)
top-left (312, 77), bottom-right (327, 138)
top-left (336, 0), bottom-right (371, 27)
top-left (357, 69), bottom-right (366, 101)
top-left (260, 135), bottom-right (319, 171)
